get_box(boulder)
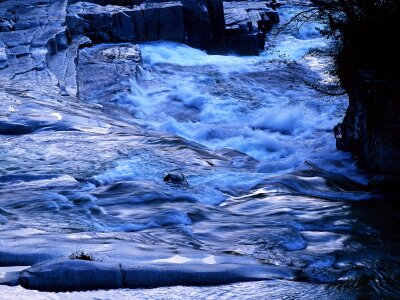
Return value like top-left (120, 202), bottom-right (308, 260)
top-left (226, 32), bottom-right (260, 55)
top-left (0, 121), bottom-right (35, 135)
top-left (163, 172), bottom-right (189, 185)
top-left (19, 259), bottom-right (123, 292)
top-left (223, 1), bottom-right (277, 55)
top-left (18, 258), bottom-right (294, 291)
top-left (206, 0), bottom-right (226, 50)
top-left (0, 271), bottom-right (20, 287)
top-left (66, 0), bottom-right (274, 54)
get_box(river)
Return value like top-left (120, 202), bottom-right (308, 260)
top-left (0, 3), bottom-right (399, 299)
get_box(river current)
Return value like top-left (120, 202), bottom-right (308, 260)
top-left (1, 3), bottom-right (399, 299)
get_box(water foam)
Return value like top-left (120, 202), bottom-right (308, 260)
top-left (104, 4), bottom-right (370, 200)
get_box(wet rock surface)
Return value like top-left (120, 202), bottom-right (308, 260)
top-left (335, 71), bottom-right (400, 179)
top-left (18, 258), bottom-right (294, 292)
top-left (163, 172), bottom-right (189, 185)
top-left (19, 260), bottom-right (123, 291)
top-left (224, 1), bottom-right (279, 55)
top-left (67, 1), bottom-right (186, 43)
top-left (77, 43), bottom-right (141, 103)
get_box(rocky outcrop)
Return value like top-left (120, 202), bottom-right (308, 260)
top-left (224, 1), bottom-right (279, 55)
top-left (67, 1), bottom-right (186, 44)
top-left (335, 71), bottom-right (400, 180)
top-left (65, 0), bottom-right (279, 54)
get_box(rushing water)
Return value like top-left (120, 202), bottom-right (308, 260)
top-left (1, 3), bottom-right (400, 299)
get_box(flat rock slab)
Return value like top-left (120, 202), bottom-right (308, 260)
top-left (19, 259), bottom-right (294, 292)
top-left (77, 43), bottom-right (141, 103)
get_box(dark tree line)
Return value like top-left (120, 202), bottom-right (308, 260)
top-left (310, 0), bottom-right (400, 87)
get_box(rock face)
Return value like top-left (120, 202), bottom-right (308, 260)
top-left (67, 1), bottom-right (186, 43)
top-left (65, 0), bottom-right (228, 48)
top-left (224, 1), bottom-right (279, 55)
top-left (65, 0), bottom-right (278, 54)
top-left (335, 71), bottom-right (400, 177)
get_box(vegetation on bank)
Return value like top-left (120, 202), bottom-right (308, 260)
top-left (310, 0), bottom-right (400, 86)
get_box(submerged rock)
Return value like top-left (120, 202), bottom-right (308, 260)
top-left (163, 172), bottom-right (189, 185)
top-left (0, 121), bottom-right (35, 135)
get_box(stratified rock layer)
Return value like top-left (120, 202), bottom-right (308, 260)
top-left (224, 1), bottom-right (279, 55)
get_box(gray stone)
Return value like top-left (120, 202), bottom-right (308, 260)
top-left (67, 2), bottom-right (136, 43)
top-left (67, 1), bottom-right (186, 43)
top-left (223, 1), bottom-right (276, 55)
top-left (19, 259), bottom-right (123, 292)
top-left (226, 32), bottom-right (260, 55)
top-left (139, 2), bottom-right (185, 41)
top-left (206, 0), bottom-right (225, 50)
top-left (181, 0), bottom-right (214, 48)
